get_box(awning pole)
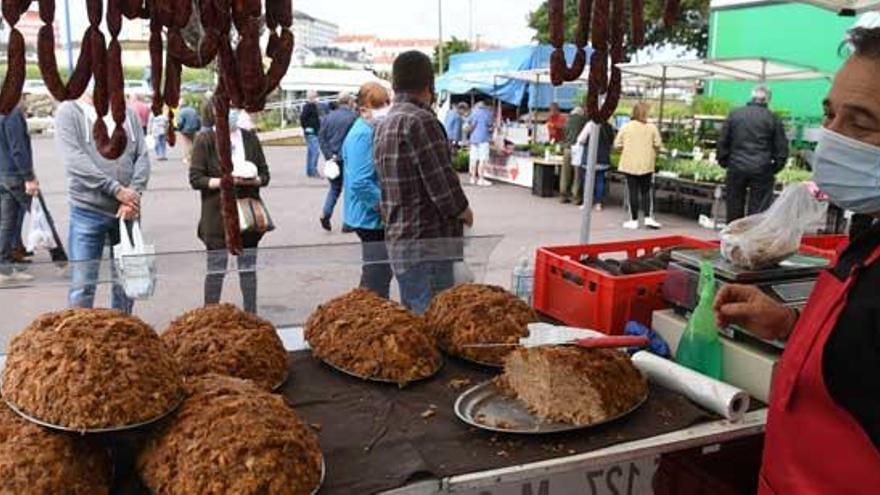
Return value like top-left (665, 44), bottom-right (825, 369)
top-left (658, 65), bottom-right (668, 130)
top-left (531, 73), bottom-right (539, 144)
top-left (580, 121), bottom-right (600, 244)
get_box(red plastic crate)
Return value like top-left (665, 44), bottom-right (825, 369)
top-left (533, 236), bottom-right (715, 335)
top-left (800, 234), bottom-right (847, 260)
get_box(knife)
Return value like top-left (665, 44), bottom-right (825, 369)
top-left (463, 335), bottom-right (650, 350)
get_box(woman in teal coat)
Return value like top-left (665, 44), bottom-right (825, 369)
top-left (341, 82), bottom-right (392, 298)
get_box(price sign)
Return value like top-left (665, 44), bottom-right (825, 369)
top-left (457, 456), bottom-right (658, 495)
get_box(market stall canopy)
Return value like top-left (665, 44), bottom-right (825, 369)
top-left (436, 45), bottom-right (588, 109)
top-left (617, 58), bottom-right (830, 83)
top-left (712, 0), bottom-right (880, 13)
top-left (280, 68), bottom-right (389, 93)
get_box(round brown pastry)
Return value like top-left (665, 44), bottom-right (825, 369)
top-left (0, 401), bottom-right (112, 494)
top-left (425, 284), bottom-right (537, 366)
top-left (304, 289), bottom-right (441, 385)
top-left (1, 309), bottom-right (183, 431)
top-left (499, 346), bottom-right (648, 425)
top-left (138, 374), bottom-right (323, 495)
top-left (162, 304), bottom-right (288, 391)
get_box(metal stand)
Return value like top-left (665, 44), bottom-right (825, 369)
top-left (579, 122), bottom-right (600, 244)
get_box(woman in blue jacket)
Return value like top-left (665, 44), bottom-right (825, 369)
top-left (341, 82), bottom-right (392, 298)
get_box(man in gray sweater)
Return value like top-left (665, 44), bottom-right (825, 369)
top-left (55, 94), bottom-right (150, 312)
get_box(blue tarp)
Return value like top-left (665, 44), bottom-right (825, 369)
top-left (435, 44), bottom-right (588, 110)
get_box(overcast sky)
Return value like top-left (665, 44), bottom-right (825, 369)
top-left (300, 0), bottom-right (546, 48)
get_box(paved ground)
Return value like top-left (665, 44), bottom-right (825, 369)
top-left (0, 135), bottom-right (713, 349)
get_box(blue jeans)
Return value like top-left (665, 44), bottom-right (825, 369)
top-left (305, 134), bottom-right (320, 177)
top-left (0, 184), bottom-right (28, 275)
top-left (155, 133), bottom-right (167, 159)
top-left (396, 261), bottom-right (454, 315)
top-left (68, 206), bottom-right (133, 313)
top-left (322, 176), bottom-right (342, 220)
top-left (594, 168), bottom-right (607, 204)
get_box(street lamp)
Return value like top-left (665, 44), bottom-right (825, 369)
top-left (437, 0), bottom-right (444, 73)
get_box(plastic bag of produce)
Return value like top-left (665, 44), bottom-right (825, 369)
top-left (720, 183), bottom-right (827, 270)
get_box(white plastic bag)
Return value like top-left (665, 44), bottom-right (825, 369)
top-left (113, 219), bottom-right (157, 299)
top-left (22, 199), bottom-right (57, 252)
top-left (144, 134), bottom-right (156, 150)
top-left (323, 159), bottom-right (340, 180)
top-left (571, 144), bottom-right (585, 167)
top-left (720, 183), bottom-right (827, 270)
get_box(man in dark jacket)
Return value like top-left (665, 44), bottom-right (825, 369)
top-left (300, 90), bottom-right (321, 178)
top-left (317, 92), bottom-right (357, 231)
top-left (0, 104), bottom-right (38, 283)
top-left (717, 85), bottom-right (789, 223)
top-left (560, 107), bottom-right (589, 204)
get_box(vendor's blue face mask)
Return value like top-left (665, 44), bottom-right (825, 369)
top-left (813, 128), bottom-right (880, 214)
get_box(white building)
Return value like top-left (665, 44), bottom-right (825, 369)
top-left (331, 35), bottom-right (436, 74)
top-left (293, 11), bottom-right (339, 49)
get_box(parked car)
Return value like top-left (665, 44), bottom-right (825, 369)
top-left (124, 79), bottom-right (151, 97)
top-left (22, 79), bottom-right (49, 96)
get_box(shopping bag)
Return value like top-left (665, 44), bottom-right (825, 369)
top-left (22, 198), bottom-right (57, 252)
top-left (720, 183), bottom-right (827, 270)
top-left (571, 144), bottom-right (585, 167)
top-left (323, 159), bottom-right (340, 180)
top-left (113, 219), bottom-right (157, 299)
top-left (144, 134), bottom-right (156, 150)
top-left (237, 197), bottom-right (275, 234)
top-left (37, 193), bottom-right (67, 264)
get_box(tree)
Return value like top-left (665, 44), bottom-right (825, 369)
top-left (527, 0), bottom-right (710, 58)
top-left (434, 37), bottom-right (472, 74)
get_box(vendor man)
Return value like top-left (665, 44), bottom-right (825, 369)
top-left (714, 25), bottom-right (880, 493)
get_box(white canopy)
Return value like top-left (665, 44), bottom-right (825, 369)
top-left (280, 68), bottom-right (389, 93)
top-left (616, 57), bottom-right (830, 83)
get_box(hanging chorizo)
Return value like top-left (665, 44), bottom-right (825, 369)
top-left (0, 29), bottom-right (26, 114)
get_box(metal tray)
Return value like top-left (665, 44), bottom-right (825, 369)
top-left (671, 248), bottom-right (828, 283)
top-left (454, 380), bottom-right (647, 434)
top-left (318, 355), bottom-right (443, 386)
top-left (4, 395), bottom-right (184, 434)
top-left (313, 457), bottom-right (326, 495)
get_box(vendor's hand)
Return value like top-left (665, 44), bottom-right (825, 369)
top-left (208, 178), bottom-right (222, 190)
top-left (24, 179), bottom-right (39, 196)
top-left (460, 207), bottom-right (474, 228)
top-left (117, 203), bottom-right (139, 221)
top-left (714, 284), bottom-right (797, 341)
top-left (115, 187), bottom-right (140, 208)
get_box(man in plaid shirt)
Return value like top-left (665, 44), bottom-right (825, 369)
top-left (374, 51), bottom-right (474, 314)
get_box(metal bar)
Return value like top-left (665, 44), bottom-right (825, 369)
top-left (444, 408), bottom-right (768, 491)
top-left (658, 66), bottom-right (668, 129)
top-left (437, 0), bottom-right (444, 73)
top-left (580, 122), bottom-right (600, 244)
top-left (63, 0), bottom-right (74, 73)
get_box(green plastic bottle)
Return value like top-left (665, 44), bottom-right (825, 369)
top-left (676, 260), bottom-right (723, 380)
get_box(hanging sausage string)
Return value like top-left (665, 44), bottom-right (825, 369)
top-left (548, 0), bottom-right (679, 121)
top-left (3, 0), bottom-right (295, 255)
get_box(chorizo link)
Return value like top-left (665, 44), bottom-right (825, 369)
top-left (149, 24), bottom-right (164, 115)
top-left (631, 0), bottom-right (645, 47)
top-left (38, 0), bottom-right (54, 24)
top-left (212, 91), bottom-right (243, 255)
top-left (263, 29), bottom-right (293, 96)
top-left (86, 0), bottom-right (102, 27)
top-left (0, 29), bottom-right (25, 114)
top-left (90, 28), bottom-right (109, 117)
top-left (93, 119), bottom-right (128, 160)
top-left (163, 56), bottom-right (182, 109)
top-left (108, 40), bottom-right (126, 124)
top-left (169, 0), bottom-right (192, 29)
top-left (548, 0), bottom-right (564, 49)
top-left (122, 0), bottom-right (143, 18)
top-left (236, 17), bottom-right (265, 109)
top-left (2, 0), bottom-right (24, 26)
top-left (575, 0), bottom-right (592, 48)
top-left (217, 36), bottom-right (243, 108)
top-left (37, 23), bottom-right (94, 101)
top-left (107, 0), bottom-right (123, 37)
top-left (664, 0), bottom-right (680, 27)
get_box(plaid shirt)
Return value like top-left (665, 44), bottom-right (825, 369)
top-left (374, 94), bottom-right (469, 255)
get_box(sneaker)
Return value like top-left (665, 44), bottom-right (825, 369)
top-left (560, 196), bottom-right (571, 204)
top-left (645, 217), bottom-right (662, 229)
top-left (622, 220), bottom-right (639, 230)
top-left (341, 224), bottom-right (354, 233)
top-left (11, 271), bottom-right (33, 282)
top-left (594, 204), bottom-right (604, 212)
top-left (469, 176), bottom-right (478, 185)
top-left (320, 217), bottom-right (331, 232)
top-left (477, 178), bottom-right (493, 187)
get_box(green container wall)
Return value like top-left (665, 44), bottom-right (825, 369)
top-left (708, 4), bottom-right (855, 119)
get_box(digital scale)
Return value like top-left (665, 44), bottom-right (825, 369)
top-left (662, 249), bottom-right (830, 350)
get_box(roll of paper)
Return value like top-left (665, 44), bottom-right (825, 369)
top-left (632, 351), bottom-right (750, 422)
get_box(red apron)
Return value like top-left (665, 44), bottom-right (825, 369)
top-left (759, 245), bottom-right (880, 494)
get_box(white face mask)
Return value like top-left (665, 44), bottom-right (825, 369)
top-left (813, 127), bottom-right (880, 214)
top-left (367, 105), bottom-right (391, 123)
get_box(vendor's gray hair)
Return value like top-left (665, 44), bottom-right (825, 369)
top-left (752, 85), bottom-right (771, 104)
top-left (337, 92), bottom-right (354, 107)
top-left (846, 27), bottom-right (880, 59)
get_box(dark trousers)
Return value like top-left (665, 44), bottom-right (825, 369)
top-left (625, 173), bottom-right (654, 221)
top-left (355, 228), bottom-right (393, 300)
top-left (726, 171), bottom-right (775, 223)
top-left (205, 249), bottom-right (258, 314)
top-left (0, 184), bottom-right (28, 275)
